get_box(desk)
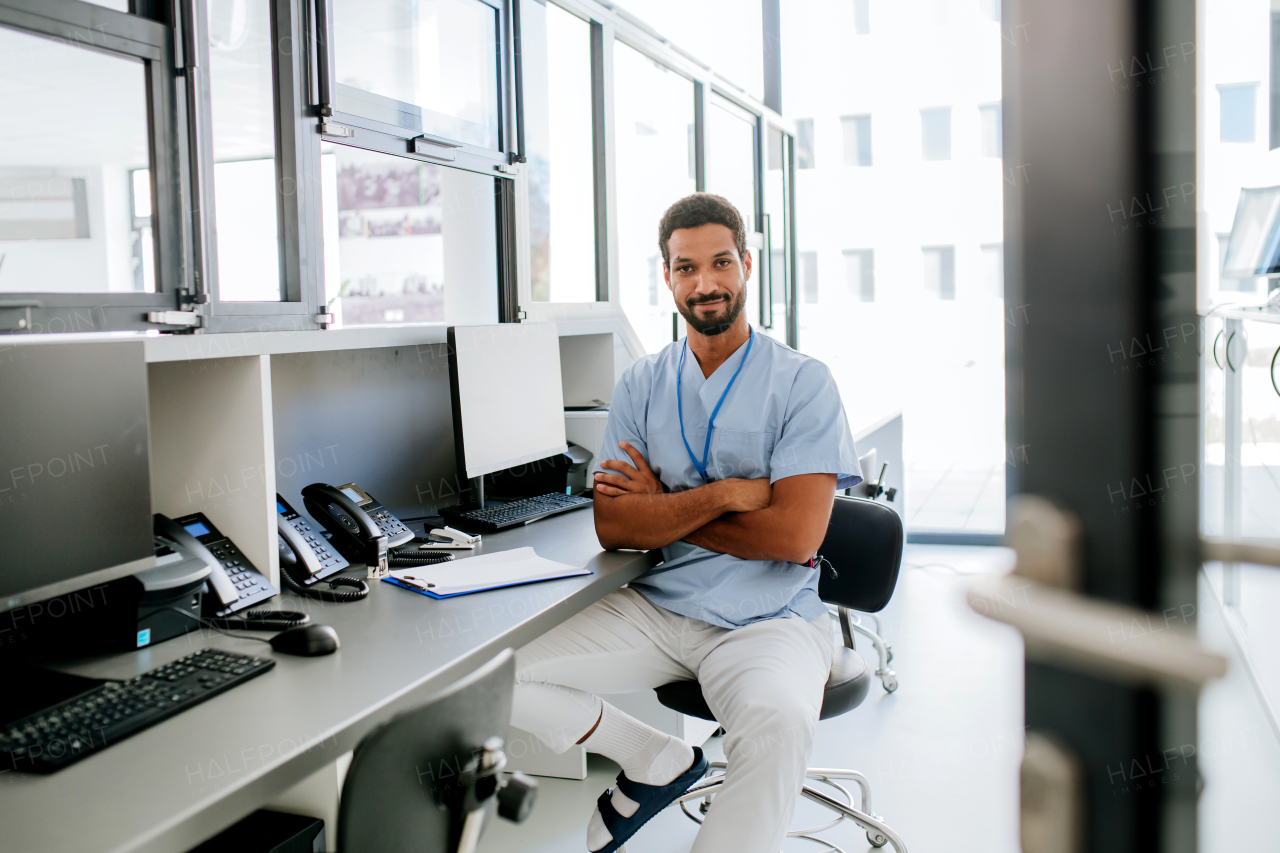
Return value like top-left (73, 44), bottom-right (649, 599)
top-left (0, 510), bottom-right (656, 853)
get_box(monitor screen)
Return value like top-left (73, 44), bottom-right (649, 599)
top-left (0, 342), bottom-right (154, 611)
top-left (449, 324), bottom-right (568, 480)
top-left (1223, 185), bottom-right (1280, 279)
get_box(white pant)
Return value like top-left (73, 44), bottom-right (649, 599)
top-left (512, 588), bottom-right (835, 853)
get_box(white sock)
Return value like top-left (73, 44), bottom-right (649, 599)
top-left (580, 703), bottom-right (695, 851)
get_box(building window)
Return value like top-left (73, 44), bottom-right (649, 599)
top-left (854, 0), bottom-right (870, 34)
top-left (981, 243), bottom-right (1003, 297)
top-left (796, 118), bottom-right (815, 169)
top-left (524, 1), bottom-right (597, 304)
top-left (800, 251), bottom-right (819, 303)
top-left (648, 255), bottom-right (660, 305)
top-left (844, 249), bottom-right (874, 301)
top-left (979, 103), bottom-right (1001, 158)
top-left (1219, 83), bottom-right (1258, 143)
top-left (923, 246), bottom-right (955, 299)
top-left (921, 107), bottom-right (951, 160)
top-left (841, 115), bottom-right (872, 166)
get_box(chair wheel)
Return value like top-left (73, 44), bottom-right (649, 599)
top-left (885, 646), bottom-right (894, 663)
top-left (879, 671), bottom-right (898, 692)
top-left (867, 829), bottom-right (889, 847)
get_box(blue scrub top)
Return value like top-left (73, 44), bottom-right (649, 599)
top-left (593, 329), bottom-right (862, 628)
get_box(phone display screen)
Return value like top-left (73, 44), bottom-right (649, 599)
top-left (277, 501), bottom-right (287, 515)
top-left (341, 488), bottom-right (363, 503)
top-left (183, 521), bottom-right (211, 538)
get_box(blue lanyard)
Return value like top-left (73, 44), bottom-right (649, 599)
top-left (678, 327), bottom-right (754, 483)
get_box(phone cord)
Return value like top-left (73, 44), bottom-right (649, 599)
top-left (386, 543), bottom-right (455, 569)
top-left (279, 561), bottom-right (370, 602)
top-left (211, 610), bottom-right (312, 631)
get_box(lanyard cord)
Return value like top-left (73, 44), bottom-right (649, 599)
top-left (678, 327), bottom-right (754, 483)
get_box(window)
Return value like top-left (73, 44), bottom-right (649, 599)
top-left (800, 251), bottom-right (818, 303)
top-left (321, 144), bottom-right (498, 326)
top-left (1219, 84), bottom-right (1258, 143)
top-left (854, 0), bottom-right (870, 34)
top-left (979, 104), bottom-right (1002, 158)
top-left (796, 118), bottom-right (815, 169)
top-left (706, 98), bottom-right (759, 230)
top-left (844, 250), bottom-right (874, 301)
top-left (981, 243), bottom-right (1003, 297)
top-left (332, 0), bottom-right (501, 150)
top-left (921, 108), bottom-right (951, 160)
top-left (1273, 12), bottom-right (1280, 148)
top-left (923, 246), bottom-right (955, 299)
top-left (981, 0), bottom-right (1000, 22)
top-left (613, 42), bottom-right (696, 353)
top-left (0, 26), bottom-right (155, 295)
top-left (208, 0), bottom-right (283, 301)
top-left (524, 1), bottom-right (597, 303)
top-left (841, 115), bottom-right (872, 166)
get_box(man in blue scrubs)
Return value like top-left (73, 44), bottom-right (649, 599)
top-left (510, 193), bottom-right (861, 853)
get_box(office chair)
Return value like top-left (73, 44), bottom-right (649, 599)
top-left (338, 649), bottom-right (537, 853)
top-left (654, 496), bottom-right (908, 852)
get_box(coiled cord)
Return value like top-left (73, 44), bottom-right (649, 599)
top-left (386, 540), bottom-right (456, 569)
top-left (211, 609), bottom-right (312, 631)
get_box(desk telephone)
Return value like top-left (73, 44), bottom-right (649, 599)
top-left (153, 513), bottom-right (315, 629)
top-left (300, 482), bottom-right (451, 576)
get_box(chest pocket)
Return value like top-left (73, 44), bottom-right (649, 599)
top-left (709, 429), bottom-right (775, 481)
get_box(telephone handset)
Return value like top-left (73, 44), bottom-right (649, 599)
top-left (301, 482), bottom-right (448, 576)
top-left (154, 513), bottom-right (279, 618)
top-left (275, 494), bottom-right (368, 602)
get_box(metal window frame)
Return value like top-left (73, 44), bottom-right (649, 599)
top-left (315, 0), bottom-right (513, 159)
top-left (195, 0), bottom-right (325, 333)
top-left (0, 0), bottom-right (188, 335)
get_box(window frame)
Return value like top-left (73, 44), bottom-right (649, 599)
top-left (0, 0), bottom-right (187, 335)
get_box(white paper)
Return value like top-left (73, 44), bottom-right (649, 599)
top-left (388, 546), bottom-right (589, 597)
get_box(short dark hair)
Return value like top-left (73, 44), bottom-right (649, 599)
top-left (658, 193), bottom-right (747, 268)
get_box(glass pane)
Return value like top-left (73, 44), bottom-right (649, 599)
top-left (782, 2), bottom-right (1005, 535)
top-left (0, 27), bottom-right (155, 294)
top-left (1239, 321), bottom-right (1280, 538)
top-left (333, 0), bottom-right (499, 150)
top-left (525, 1), bottom-right (596, 303)
top-left (321, 144), bottom-right (498, 326)
top-left (761, 126), bottom-right (788, 341)
top-left (614, 42), bottom-right (696, 354)
top-left (705, 99), bottom-right (757, 231)
top-left (208, 0), bottom-right (281, 301)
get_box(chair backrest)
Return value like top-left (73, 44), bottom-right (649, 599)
top-left (338, 649), bottom-right (515, 853)
top-left (816, 496), bottom-right (903, 613)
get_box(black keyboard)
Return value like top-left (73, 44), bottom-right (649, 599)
top-left (442, 492), bottom-right (592, 532)
top-left (0, 649), bottom-right (274, 773)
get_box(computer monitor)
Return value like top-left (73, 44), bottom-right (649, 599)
top-left (0, 342), bottom-right (155, 613)
top-left (446, 324), bottom-right (567, 504)
top-left (1222, 185), bottom-right (1280, 281)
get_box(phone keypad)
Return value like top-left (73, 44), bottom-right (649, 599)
top-left (288, 518), bottom-right (349, 573)
top-left (207, 541), bottom-right (274, 598)
top-left (373, 510), bottom-right (411, 541)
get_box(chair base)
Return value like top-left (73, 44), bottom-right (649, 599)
top-left (667, 761), bottom-right (909, 853)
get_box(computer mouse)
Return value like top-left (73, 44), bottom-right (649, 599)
top-left (269, 623), bottom-right (340, 657)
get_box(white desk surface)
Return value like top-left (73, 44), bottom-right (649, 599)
top-left (0, 509), bottom-right (656, 853)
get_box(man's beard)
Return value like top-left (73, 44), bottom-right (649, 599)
top-left (678, 288), bottom-right (747, 336)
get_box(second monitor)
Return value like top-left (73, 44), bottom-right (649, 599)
top-left (445, 324), bottom-right (592, 530)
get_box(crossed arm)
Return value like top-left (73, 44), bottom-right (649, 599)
top-left (592, 442), bottom-right (836, 564)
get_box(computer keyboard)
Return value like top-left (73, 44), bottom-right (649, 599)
top-left (0, 648), bottom-right (274, 773)
top-left (442, 492), bottom-right (592, 532)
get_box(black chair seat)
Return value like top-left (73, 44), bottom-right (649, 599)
top-left (655, 646), bottom-right (872, 724)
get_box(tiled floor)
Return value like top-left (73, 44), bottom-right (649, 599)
top-left (477, 545), bottom-right (1022, 853)
top-left (906, 464), bottom-right (1006, 535)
